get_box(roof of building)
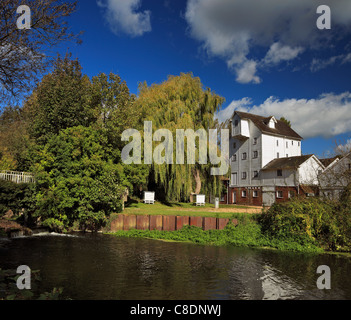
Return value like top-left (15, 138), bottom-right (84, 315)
top-left (319, 156), bottom-right (341, 168)
top-left (300, 184), bottom-right (319, 195)
top-left (233, 111), bottom-right (303, 140)
top-left (262, 155), bottom-right (314, 171)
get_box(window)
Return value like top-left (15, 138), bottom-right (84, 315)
top-left (286, 141), bottom-right (289, 148)
top-left (292, 141), bottom-right (294, 146)
top-left (253, 171), bottom-right (258, 178)
top-left (253, 151), bottom-right (258, 158)
top-left (298, 142), bottom-right (300, 146)
top-left (242, 172), bottom-right (247, 180)
top-left (232, 154), bottom-right (237, 162)
top-left (286, 154), bottom-right (289, 158)
top-left (288, 191), bottom-right (295, 199)
top-left (242, 190), bottom-right (247, 198)
top-left (231, 173), bottom-right (238, 185)
top-left (253, 137), bottom-right (257, 145)
top-left (277, 169), bottom-right (283, 177)
top-left (276, 140), bottom-right (279, 146)
top-left (234, 120), bottom-right (239, 127)
top-left (233, 142), bottom-right (237, 149)
top-left (242, 152), bottom-right (247, 160)
top-left (277, 152), bottom-right (280, 159)
top-left (276, 191), bottom-right (283, 199)
top-left (253, 190), bottom-right (258, 198)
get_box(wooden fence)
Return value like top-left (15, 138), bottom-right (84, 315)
top-left (0, 171), bottom-right (35, 184)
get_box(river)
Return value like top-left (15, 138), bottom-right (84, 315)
top-left (0, 233), bottom-right (350, 300)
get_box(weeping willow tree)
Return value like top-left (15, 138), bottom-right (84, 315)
top-left (135, 73), bottom-right (226, 202)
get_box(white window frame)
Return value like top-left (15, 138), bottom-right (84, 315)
top-left (276, 191), bottom-right (283, 199)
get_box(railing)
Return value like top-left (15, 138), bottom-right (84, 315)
top-left (0, 171), bottom-right (35, 184)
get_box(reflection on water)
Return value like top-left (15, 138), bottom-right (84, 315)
top-left (0, 233), bottom-right (350, 300)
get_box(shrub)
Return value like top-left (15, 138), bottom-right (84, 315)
top-left (259, 197), bottom-right (350, 251)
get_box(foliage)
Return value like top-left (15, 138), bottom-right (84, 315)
top-left (135, 73), bottom-right (226, 202)
top-left (24, 54), bottom-right (95, 145)
top-left (90, 72), bottom-right (149, 194)
top-left (0, 0), bottom-right (79, 104)
top-left (0, 106), bottom-right (33, 171)
top-left (259, 197), bottom-right (351, 251)
top-left (279, 117), bottom-right (291, 127)
top-left (109, 221), bottom-right (322, 253)
top-left (0, 180), bottom-right (34, 216)
top-left (31, 126), bottom-right (127, 231)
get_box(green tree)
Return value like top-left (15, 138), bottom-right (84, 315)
top-left (31, 126), bottom-right (126, 231)
top-left (91, 72), bottom-right (149, 195)
top-left (0, 0), bottom-right (80, 105)
top-left (25, 55), bottom-right (95, 145)
top-left (0, 105), bottom-right (33, 171)
top-left (279, 117), bottom-right (291, 127)
top-left (135, 73), bottom-right (225, 202)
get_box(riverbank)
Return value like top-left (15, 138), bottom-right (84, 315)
top-left (0, 218), bottom-right (32, 238)
top-left (106, 220), bottom-right (329, 254)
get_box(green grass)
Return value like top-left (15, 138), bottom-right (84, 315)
top-left (107, 222), bottom-right (324, 254)
top-left (123, 201), bottom-right (262, 219)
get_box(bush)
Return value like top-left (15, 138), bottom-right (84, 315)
top-left (259, 197), bottom-right (350, 251)
top-left (0, 180), bottom-right (34, 217)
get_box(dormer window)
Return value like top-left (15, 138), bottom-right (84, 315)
top-left (267, 116), bottom-right (277, 129)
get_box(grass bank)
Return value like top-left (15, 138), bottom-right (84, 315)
top-left (107, 218), bottom-right (324, 254)
top-left (123, 201), bottom-right (263, 219)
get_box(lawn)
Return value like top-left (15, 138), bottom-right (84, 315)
top-left (123, 201), bottom-right (264, 219)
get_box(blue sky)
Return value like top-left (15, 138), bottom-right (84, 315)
top-left (55, 0), bottom-right (351, 159)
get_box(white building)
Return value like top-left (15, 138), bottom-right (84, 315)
top-left (319, 153), bottom-right (351, 200)
top-left (228, 111), bottom-right (324, 206)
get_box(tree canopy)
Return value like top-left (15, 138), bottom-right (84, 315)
top-left (0, 0), bottom-right (80, 105)
top-left (135, 73), bottom-right (225, 201)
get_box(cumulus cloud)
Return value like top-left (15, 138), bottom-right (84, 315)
top-left (216, 92), bottom-right (351, 139)
top-left (263, 43), bottom-right (304, 66)
top-left (97, 0), bottom-right (151, 37)
top-left (185, 0), bottom-right (351, 83)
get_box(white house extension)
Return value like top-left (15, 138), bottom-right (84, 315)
top-left (319, 152), bottom-right (351, 200)
top-left (226, 111), bottom-right (324, 206)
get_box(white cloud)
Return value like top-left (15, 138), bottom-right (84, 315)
top-left (217, 92), bottom-right (351, 139)
top-left (336, 139), bottom-right (351, 153)
top-left (263, 42), bottom-right (304, 66)
top-left (216, 97), bottom-right (252, 123)
top-left (185, 0), bottom-right (351, 83)
top-left (311, 53), bottom-right (351, 72)
top-left (236, 60), bottom-right (261, 84)
top-left (97, 0), bottom-right (151, 37)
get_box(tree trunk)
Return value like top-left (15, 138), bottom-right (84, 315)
top-left (194, 168), bottom-right (201, 194)
top-left (190, 168), bottom-right (202, 203)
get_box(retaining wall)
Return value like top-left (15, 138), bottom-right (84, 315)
top-left (110, 214), bottom-right (238, 232)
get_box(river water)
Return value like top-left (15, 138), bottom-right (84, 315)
top-left (0, 233), bottom-right (350, 300)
